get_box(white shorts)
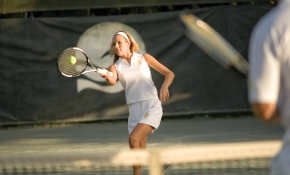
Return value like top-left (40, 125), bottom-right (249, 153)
top-left (128, 99), bottom-right (163, 134)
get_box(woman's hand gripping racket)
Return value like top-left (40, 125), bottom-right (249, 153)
top-left (57, 47), bottom-right (113, 77)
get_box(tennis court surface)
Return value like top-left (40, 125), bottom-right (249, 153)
top-left (0, 116), bottom-right (284, 175)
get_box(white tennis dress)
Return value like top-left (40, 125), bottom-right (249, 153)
top-left (115, 52), bottom-right (163, 134)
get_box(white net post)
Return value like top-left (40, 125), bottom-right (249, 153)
top-left (149, 150), bottom-right (162, 175)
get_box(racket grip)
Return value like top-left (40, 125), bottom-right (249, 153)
top-left (98, 69), bottom-right (113, 77)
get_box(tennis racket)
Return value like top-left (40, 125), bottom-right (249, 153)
top-left (180, 13), bottom-right (249, 75)
top-left (57, 47), bottom-right (113, 77)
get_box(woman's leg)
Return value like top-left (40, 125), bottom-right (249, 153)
top-left (129, 123), bottom-right (153, 175)
top-left (139, 134), bottom-right (148, 149)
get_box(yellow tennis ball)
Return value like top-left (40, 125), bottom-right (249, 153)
top-left (68, 56), bottom-right (76, 65)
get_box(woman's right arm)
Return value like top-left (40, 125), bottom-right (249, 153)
top-left (101, 64), bottom-right (118, 86)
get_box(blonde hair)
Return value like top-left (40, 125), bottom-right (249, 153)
top-left (110, 31), bottom-right (140, 63)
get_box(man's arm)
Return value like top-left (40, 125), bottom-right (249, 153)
top-left (251, 103), bottom-right (281, 124)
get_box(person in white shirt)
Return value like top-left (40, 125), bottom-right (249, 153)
top-left (248, 0), bottom-right (290, 174)
top-left (101, 31), bottom-right (174, 175)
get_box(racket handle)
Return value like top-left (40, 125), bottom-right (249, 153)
top-left (98, 69), bottom-right (113, 77)
top-left (108, 72), bottom-right (113, 77)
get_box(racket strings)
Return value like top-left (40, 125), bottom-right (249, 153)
top-left (58, 48), bottom-right (87, 77)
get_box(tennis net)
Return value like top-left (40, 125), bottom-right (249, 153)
top-left (0, 141), bottom-right (281, 175)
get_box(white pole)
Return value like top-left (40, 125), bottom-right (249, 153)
top-left (149, 150), bottom-right (162, 175)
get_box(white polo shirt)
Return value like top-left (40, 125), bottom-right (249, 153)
top-left (249, 1), bottom-right (290, 174)
top-left (115, 52), bottom-right (158, 104)
top-left (248, 0), bottom-right (290, 129)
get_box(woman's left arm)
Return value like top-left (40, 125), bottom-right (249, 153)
top-left (144, 54), bottom-right (175, 102)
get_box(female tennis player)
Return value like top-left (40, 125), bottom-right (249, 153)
top-left (100, 31), bottom-right (174, 175)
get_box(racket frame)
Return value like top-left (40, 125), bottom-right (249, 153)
top-left (180, 13), bottom-right (249, 75)
top-left (57, 47), bottom-right (112, 77)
